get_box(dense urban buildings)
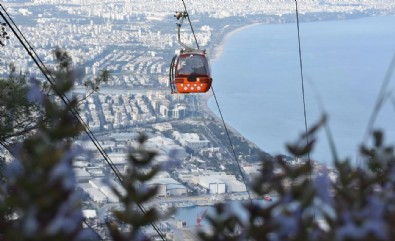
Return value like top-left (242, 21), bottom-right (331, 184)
top-left (1, 0), bottom-right (394, 239)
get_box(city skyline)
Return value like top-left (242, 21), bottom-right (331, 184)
top-left (1, 1), bottom-right (394, 239)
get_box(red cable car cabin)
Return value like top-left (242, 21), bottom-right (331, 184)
top-left (169, 51), bottom-right (212, 94)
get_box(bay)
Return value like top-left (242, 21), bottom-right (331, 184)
top-left (208, 15), bottom-right (395, 165)
top-left (174, 199), bottom-right (270, 227)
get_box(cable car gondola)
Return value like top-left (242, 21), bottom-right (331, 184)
top-left (169, 11), bottom-right (212, 94)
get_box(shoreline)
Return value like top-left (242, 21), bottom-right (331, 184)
top-left (198, 13), bottom-right (395, 164)
top-left (199, 91), bottom-right (262, 151)
top-left (197, 13), bottom-right (395, 156)
top-left (199, 23), bottom-right (265, 151)
top-left (197, 13), bottom-right (383, 156)
top-left (209, 23), bottom-right (262, 61)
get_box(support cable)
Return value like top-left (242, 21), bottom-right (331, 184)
top-left (180, 0), bottom-right (253, 202)
top-left (294, 0), bottom-right (316, 220)
top-left (83, 219), bottom-right (105, 241)
top-left (294, 0), bottom-right (311, 163)
top-left (0, 141), bottom-right (7, 149)
top-left (211, 86), bottom-right (253, 201)
top-left (0, 5), bottom-right (166, 241)
top-left (0, 5), bottom-right (122, 181)
top-left (181, 0), bottom-right (200, 49)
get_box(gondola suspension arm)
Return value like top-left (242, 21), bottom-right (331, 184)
top-left (174, 11), bottom-right (195, 52)
top-left (181, 0), bottom-right (200, 49)
top-left (174, 11), bottom-right (205, 55)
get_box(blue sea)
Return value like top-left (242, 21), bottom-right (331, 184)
top-left (175, 199), bottom-right (270, 227)
top-left (208, 15), bottom-right (395, 165)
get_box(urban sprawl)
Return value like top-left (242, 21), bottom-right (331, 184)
top-left (1, 0), bottom-right (394, 239)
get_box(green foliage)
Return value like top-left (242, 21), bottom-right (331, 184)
top-left (0, 156), bottom-right (4, 184)
top-left (2, 47), bottom-right (395, 241)
top-left (106, 135), bottom-right (172, 241)
top-left (330, 130), bottom-right (395, 241)
top-left (0, 64), bottom-right (40, 145)
top-left (107, 136), bottom-right (167, 241)
top-left (0, 48), bottom-right (109, 149)
top-left (0, 49), bottom-right (167, 240)
top-left (80, 69), bottom-right (110, 103)
top-left (198, 116), bottom-right (395, 241)
top-left (0, 53), bottom-right (86, 241)
top-left (83, 69), bottom-right (110, 92)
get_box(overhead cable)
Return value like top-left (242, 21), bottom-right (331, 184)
top-left (0, 5), bottom-right (166, 240)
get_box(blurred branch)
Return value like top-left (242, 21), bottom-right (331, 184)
top-left (364, 54), bottom-right (395, 143)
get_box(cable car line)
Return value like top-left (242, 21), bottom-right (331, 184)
top-left (83, 219), bottom-right (106, 241)
top-left (294, 0), bottom-right (316, 220)
top-left (0, 5), bottom-right (166, 241)
top-left (2, 0), bottom-right (314, 237)
top-left (173, 10), bottom-right (202, 55)
top-left (0, 5), bottom-right (123, 182)
top-left (169, 0), bottom-right (212, 94)
top-left (211, 87), bottom-right (254, 201)
top-left (181, 0), bottom-right (200, 50)
top-left (177, 0), bottom-right (253, 202)
top-left (294, 0), bottom-right (311, 163)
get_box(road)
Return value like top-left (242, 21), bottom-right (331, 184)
top-left (72, 86), bottom-right (169, 95)
top-left (149, 192), bottom-right (256, 207)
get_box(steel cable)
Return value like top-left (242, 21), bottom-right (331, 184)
top-left (0, 5), bottom-right (166, 241)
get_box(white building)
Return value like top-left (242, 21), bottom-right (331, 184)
top-left (74, 168), bottom-right (92, 183)
top-left (107, 153), bottom-right (129, 170)
top-left (204, 172), bottom-right (247, 193)
top-left (159, 105), bottom-right (168, 117)
top-left (222, 179), bottom-right (246, 193)
top-left (152, 122), bottom-right (173, 132)
top-left (173, 131), bottom-right (210, 150)
top-left (89, 179), bottom-right (118, 203)
top-left (146, 136), bottom-right (186, 161)
top-left (177, 171), bottom-right (197, 184)
top-left (85, 187), bottom-right (107, 204)
top-left (198, 176), bottom-right (226, 194)
top-left (83, 209), bottom-right (97, 219)
top-left (146, 177), bottom-right (188, 197)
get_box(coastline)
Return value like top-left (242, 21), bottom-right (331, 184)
top-left (198, 13), bottom-right (392, 156)
top-left (198, 14), bottom-right (395, 164)
top-left (199, 92), bottom-right (262, 151)
top-left (199, 23), bottom-right (264, 151)
top-left (209, 23), bottom-right (262, 61)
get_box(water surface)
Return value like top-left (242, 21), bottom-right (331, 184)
top-left (209, 15), bottom-right (395, 165)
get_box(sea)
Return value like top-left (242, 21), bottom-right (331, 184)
top-left (175, 14), bottom-right (395, 227)
top-left (207, 15), bottom-right (395, 166)
top-left (174, 199), bottom-right (270, 227)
